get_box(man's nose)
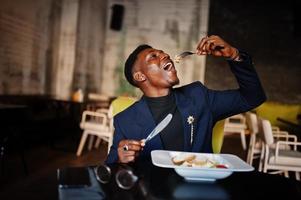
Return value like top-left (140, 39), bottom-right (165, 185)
top-left (159, 51), bottom-right (170, 60)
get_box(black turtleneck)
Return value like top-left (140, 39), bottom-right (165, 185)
top-left (144, 92), bottom-right (184, 151)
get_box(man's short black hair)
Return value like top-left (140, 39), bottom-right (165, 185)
top-left (124, 44), bottom-right (152, 87)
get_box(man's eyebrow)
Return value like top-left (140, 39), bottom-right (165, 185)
top-left (146, 49), bottom-right (156, 54)
top-left (145, 49), bottom-right (156, 59)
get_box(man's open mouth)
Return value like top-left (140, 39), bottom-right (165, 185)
top-left (163, 62), bottom-right (173, 71)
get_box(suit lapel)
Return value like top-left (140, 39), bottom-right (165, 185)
top-left (134, 91), bottom-right (197, 152)
top-left (174, 90), bottom-right (195, 152)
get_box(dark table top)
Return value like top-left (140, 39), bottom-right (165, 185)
top-left (0, 103), bottom-right (28, 109)
top-left (105, 162), bottom-right (301, 200)
top-left (0, 103), bottom-right (29, 126)
top-left (58, 162), bottom-right (301, 200)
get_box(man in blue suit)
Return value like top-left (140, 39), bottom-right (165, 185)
top-left (106, 35), bottom-right (266, 164)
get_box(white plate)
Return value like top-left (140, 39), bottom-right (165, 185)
top-left (151, 150), bottom-right (254, 182)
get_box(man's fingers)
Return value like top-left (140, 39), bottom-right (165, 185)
top-left (196, 35), bottom-right (229, 55)
top-left (117, 139), bottom-right (145, 163)
top-left (126, 156), bottom-right (135, 162)
top-left (197, 36), bottom-right (209, 52)
top-left (128, 140), bottom-right (141, 145)
top-left (206, 41), bottom-right (215, 54)
top-left (130, 143), bottom-right (142, 151)
top-left (211, 43), bottom-right (225, 51)
top-left (120, 155), bottom-right (135, 163)
top-left (122, 142), bottom-right (142, 152)
top-left (122, 144), bottom-right (141, 152)
top-left (117, 147), bottom-right (137, 163)
top-left (123, 150), bottom-right (136, 156)
top-left (210, 43), bottom-right (224, 56)
top-left (119, 139), bottom-right (140, 146)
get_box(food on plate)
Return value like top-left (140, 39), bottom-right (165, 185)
top-left (172, 154), bottom-right (196, 165)
top-left (171, 153), bottom-right (228, 168)
top-left (215, 164), bottom-right (228, 168)
top-left (174, 55), bottom-right (181, 63)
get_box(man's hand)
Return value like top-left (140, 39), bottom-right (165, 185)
top-left (196, 35), bottom-right (239, 60)
top-left (118, 139), bottom-right (145, 163)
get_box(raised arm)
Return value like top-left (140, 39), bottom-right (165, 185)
top-left (197, 35), bottom-right (266, 121)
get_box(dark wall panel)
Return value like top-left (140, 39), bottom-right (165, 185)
top-left (206, 0), bottom-right (301, 103)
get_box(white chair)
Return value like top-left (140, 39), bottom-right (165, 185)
top-left (92, 107), bottom-right (113, 150)
top-left (260, 119), bottom-right (301, 180)
top-left (224, 114), bottom-right (248, 150)
top-left (76, 109), bottom-right (113, 156)
top-left (87, 93), bottom-right (110, 111)
top-left (76, 96), bottom-right (137, 156)
top-left (246, 113), bottom-right (286, 170)
top-left (246, 112), bottom-right (262, 166)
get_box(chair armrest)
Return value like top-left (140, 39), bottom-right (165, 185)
top-left (81, 110), bottom-right (108, 125)
top-left (228, 114), bottom-right (246, 122)
top-left (272, 130), bottom-right (288, 135)
top-left (272, 134), bottom-right (297, 142)
top-left (272, 126), bottom-right (280, 131)
top-left (224, 124), bottom-right (247, 129)
top-left (231, 114), bottom-right (245, 119)
top-left (276, 141), bottom-right (301, 154)
top-left (96, 108), bottom-right (109, 114)
top-left (224, 114), bottom-right (247, 129)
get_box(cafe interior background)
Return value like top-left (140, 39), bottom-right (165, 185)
top-left (0, 0), bottom-right (300, 198)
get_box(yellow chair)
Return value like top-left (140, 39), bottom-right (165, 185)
top-left (109, 96), bottom-right (137, 117)
top-left (212, 120), bottom-right (225, 153)
top-left (256, 102), bottom-right (301, 127)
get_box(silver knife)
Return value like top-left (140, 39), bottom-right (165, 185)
top-left (144, 114), bottom-right (173, 143)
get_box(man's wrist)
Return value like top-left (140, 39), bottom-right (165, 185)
top-left (227, 48), bottom-right (242, 61)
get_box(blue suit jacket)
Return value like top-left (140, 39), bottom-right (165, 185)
top-left (106, 53), bottom-right (266, 164)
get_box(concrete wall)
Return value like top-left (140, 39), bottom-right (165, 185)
top-left (51, 0), bottom-right (79, 99)
top-left (0, 0), bottom-right (107, 99)
top-left (0, 0), bottom-right (210, 99)
top-left (206, 0), bottom-right (301, 104)
top-left (72, 0), bottom-right (107, 94)
top-left (1, 0), bottom-right (299, 103)
top-left (0, 0), bottom-right (52, 94)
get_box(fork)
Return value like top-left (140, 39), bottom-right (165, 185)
top-left (174, 46), bottom-right (225, 63)
top-left (174, 51), bottom-right (195, 63)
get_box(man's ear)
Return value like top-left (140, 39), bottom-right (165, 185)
top-left (133, 71), bottom-right (146, 83)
